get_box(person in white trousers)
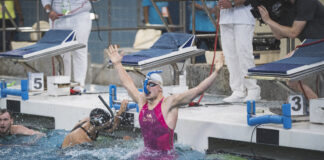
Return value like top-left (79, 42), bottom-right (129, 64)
top-left (42, 0), bottom-right (92, 93)
top-left (218, 0), bottom-right (261, 102)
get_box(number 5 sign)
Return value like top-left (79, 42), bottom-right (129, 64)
top-left (288, 95), bottom-right (306, 116)
top-left (28, 72), bottom-right (44, 91)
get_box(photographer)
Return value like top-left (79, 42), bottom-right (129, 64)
top-left (258, 0), bottom-right (324, 41)
top-left (219, 0), bottom-right (261, 103)
top-left (257, 0), bottom-right (324, 100)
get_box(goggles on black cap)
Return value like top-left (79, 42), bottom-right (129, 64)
top-left (90, 108), bottom-right (111, 127)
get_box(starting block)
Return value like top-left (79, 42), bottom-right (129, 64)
top-left (247, 101), bottom-right (292, 129)
top-left (109, 85), bottom-right (139, 112)
top-left (0, 30), bottom-right (85, 75)
top-left (114, 33), bottom-right (205, 85)
top-left (0, 80), bottom-right (29, 100)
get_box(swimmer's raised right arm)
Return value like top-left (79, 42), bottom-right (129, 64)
top-left (104, 45), bottom-right (145, 106)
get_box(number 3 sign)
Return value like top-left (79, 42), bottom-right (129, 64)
top-left (288, 95), bottom-right (306, 116)
top-left (28, 72), bottom-right (44, 91)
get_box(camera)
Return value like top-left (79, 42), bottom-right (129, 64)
top-left (244, 0), bottom-right (290, 23)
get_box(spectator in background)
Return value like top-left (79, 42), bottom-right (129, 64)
top-left (218, 0), bottom-right (261, 103)
top-left (41, 0), bottom-right (93, 94)
top-left (189, 1), bottom-right (219, 63)
top-left (258, 0), bottom-right (324, 99)
top-left (142, 0), bottom-right (173, 28)
top-left (0, 0), bottom-right (23, 52)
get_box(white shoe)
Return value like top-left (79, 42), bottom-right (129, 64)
top-left (244, 89), bottom-right (261, 102)
top-left (223, 93), bottom-right (245, 103)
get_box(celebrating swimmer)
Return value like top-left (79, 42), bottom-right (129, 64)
top-left (105, 45), bottom-right (224, 152)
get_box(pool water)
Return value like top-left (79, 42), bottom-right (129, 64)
top-left (0, 130), bottom-right (252, 160)
top-left (0, 82), bottom-right (261, 160)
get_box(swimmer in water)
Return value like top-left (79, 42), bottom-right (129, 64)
top-left (61, 100), bottom-right (130, 149)
top-left (0, 109), bottom-right (45, 145)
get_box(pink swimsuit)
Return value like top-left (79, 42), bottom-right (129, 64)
top-left (139, 98), bottom-right (174, 151)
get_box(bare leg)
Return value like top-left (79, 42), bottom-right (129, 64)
top-left (287, 81), bottom-right (318, 100)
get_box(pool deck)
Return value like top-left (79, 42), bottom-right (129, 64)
top-left (175, 104), bottom-right (324, 152)
top-left (1, 85), bottom-right (324, 156)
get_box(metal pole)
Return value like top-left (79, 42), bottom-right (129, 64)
top-left (3, 1), bottom-right (17, 29)
top-left (286, 38), bottom-right (291, 54)
top-left (2, 0), bottom-right (6, 51)
top-left (291, 38), bottom-right (295, 51)
top-left (91, 25), bottom-right (182, 31)
top-left (137, 0), bottom-right (141, 27)
top-left (37, 0), bottom-right (41, 41)
top-left (200, 0), bottom-right (217, 29)
top-left (275, 81), bottom-right (297, 95)
top-left (150, 0), bottom-right (171, 32)
top-left (180, 0), bottom-right (186, 32)
top-left (171, 63), bottom-right (179, 85)
top-left (108, 0), bottom-right (111, 46)
top-left (191, 0), bottom-right (196, 64)
top-left (191, 0), bottom-right (195, 35)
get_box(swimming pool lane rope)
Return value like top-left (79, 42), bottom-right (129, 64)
top-left (189, 10), bottom-right (221, 107)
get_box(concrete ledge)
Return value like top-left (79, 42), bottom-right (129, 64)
top-left (185, 64), bottom-right (299, 101)
top-left (0, 94), bottom-right (111, 130)
top-left (90, 63), bottom-right (182, 87)
top-left (1, 57), bottom-right (318, 101)
top-left (174, 104), bottom-right (324, 153)
top-left (186, 64), bottom-right (231, 95)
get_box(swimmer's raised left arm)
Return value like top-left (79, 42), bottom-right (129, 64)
top-left (166, 53), bottom-right (224, 109)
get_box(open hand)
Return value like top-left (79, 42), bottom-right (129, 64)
top-left (95, 120), bottom-right (112, 131)
top-left (49, 11), bottom-right (60, 21)
top-left (258, 5), bottom-right (271, 24)
top-left (117, 100), bottom-right (128, 116)
top-left (218, 0), bottom-right (232, 9)
top-left (105, 45), bottom-right (124, 65)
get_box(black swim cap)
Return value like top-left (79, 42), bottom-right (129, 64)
top-left (90, 108), bottom-right (111, 127)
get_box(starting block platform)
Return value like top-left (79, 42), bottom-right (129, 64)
top-left (113, 33), bottom-right (205, 85)
top-left (0, 30), bottom-right (85, 74)
top-left (0, 84), bottom-right (324, 159)
top-left (247, 39), bottom-right (324, 81)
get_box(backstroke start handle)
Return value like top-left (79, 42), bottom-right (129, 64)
top-left (98, 95), bottom-right (114, 119)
